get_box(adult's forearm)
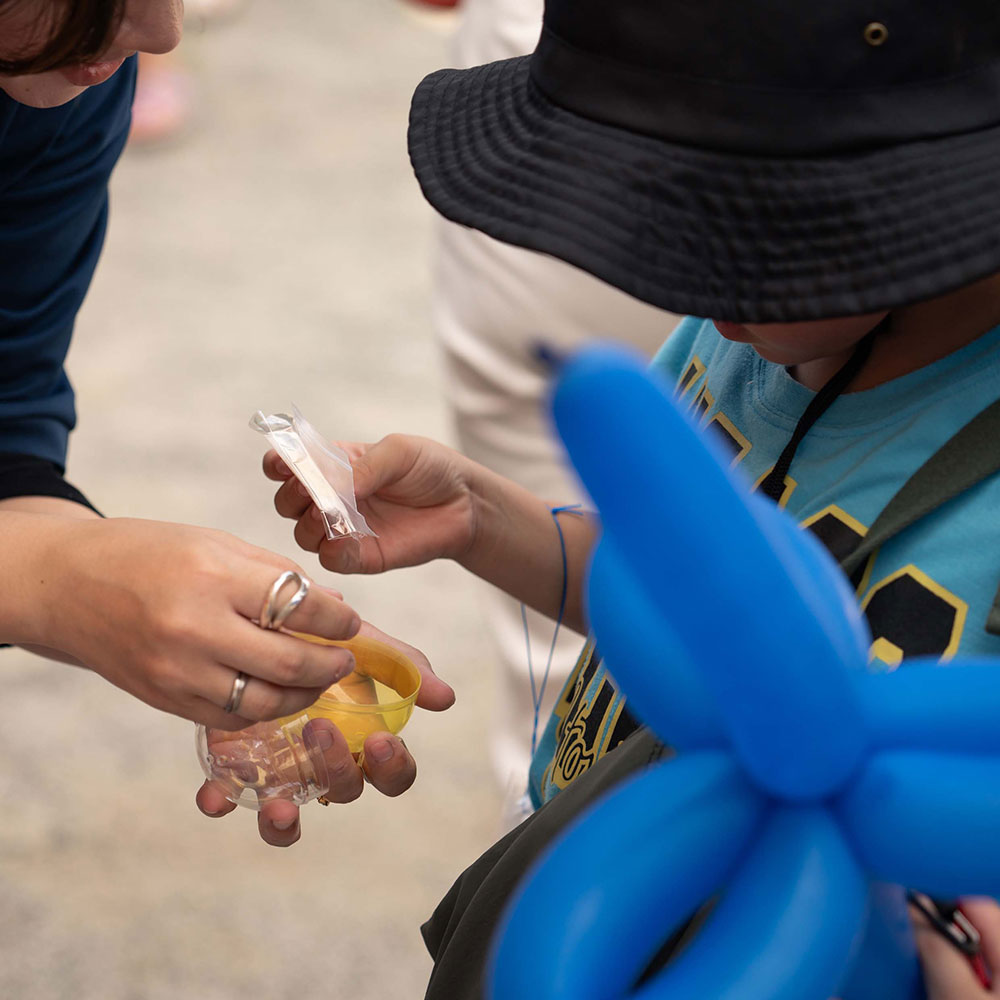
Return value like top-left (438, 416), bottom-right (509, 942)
top-left (460, 464), bottom-right (597, 634)
top-left (0, 500), bottom-right (97, 647)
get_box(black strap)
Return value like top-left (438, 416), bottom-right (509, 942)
top-left (988, 588), bottom-right (1000, 636)
top-left (748, 312), bottom-right (1000, 634)
top-left (759, 318), bottom-right (886, 502)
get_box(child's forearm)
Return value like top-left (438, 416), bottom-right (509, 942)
top-left (460, 463), bottom-right (596, 635)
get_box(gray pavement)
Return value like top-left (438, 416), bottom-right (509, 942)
top-left (0, 3), bottom-right (505, 997)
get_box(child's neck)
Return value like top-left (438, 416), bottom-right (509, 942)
top-left (793, 273), bottom-right (1000, 392)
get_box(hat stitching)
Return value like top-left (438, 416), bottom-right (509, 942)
top-left (409, 59), bottom-right (1000, 321)
top-left (429, 69), bottom-right (1000, 278)
top-left (537, 23), bottom-right (1000, 99)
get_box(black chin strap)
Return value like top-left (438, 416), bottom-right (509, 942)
top-left (758, 315), bottom-right (889, 502)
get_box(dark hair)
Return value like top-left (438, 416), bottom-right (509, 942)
top-left (0, 0), bottom-right (125, 75)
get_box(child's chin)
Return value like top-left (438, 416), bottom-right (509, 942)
top-left (712, 321), bottom-right (798, 364)
top-left (712, 320), bottom-right (752, 343)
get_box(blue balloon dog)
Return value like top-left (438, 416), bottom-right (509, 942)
top-left (489, 346), bottom-right (1000, 1000)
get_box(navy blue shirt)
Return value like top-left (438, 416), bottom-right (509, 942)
top-left (0, 58), bottom-right (134, 486)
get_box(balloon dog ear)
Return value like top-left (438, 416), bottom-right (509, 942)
top-left (551, 345), bottom-right (867, 799)
top-left (586, 535), bottom-right (724, 750)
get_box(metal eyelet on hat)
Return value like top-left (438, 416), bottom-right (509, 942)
top-left (864, 21), bottom-right (889, 46)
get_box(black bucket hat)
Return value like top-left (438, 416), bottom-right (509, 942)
top-left (408, 0), bottom-right (1000, 323)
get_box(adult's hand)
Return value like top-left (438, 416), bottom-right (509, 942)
top-left (196, 621), bottom-right (455, 846)
top-left (2, 511), bottom-right (364, 728)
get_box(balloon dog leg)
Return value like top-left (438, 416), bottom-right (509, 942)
top-left (488, 752), bottom-right (765, 1000)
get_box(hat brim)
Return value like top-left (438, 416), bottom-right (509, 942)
top-left (408, 56), bottom-right (1000, 323)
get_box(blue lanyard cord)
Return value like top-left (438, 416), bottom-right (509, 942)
top-left (523, 503), bottom-right (586, 755)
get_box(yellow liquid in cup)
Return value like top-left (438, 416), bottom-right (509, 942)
top-left (278, 632), bottom-right (422, 753)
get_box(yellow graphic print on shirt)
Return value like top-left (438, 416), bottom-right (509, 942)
top-left (540, 638), bottom-right (638, 799)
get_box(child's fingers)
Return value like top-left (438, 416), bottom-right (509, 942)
top-left (913, 904), bottom-right (990, 998)
top-left (273, 477), bottom-right (312, 520)
top-left (961, 898), bottom-right (1000, 983)
top-left (318, 536), bottom-right (364, 573)
top-left (258, 799), bottom-right (301, 847)
top-left (350, 434), bottom-right (415, 501)
top-left (355, 620), bottom-right (456, 712)
top-left (292, 506), bottom-right (327, 553)
top-left (195, 780), bottom-right (239, 818)
top-left (318, 535), bottom-right (390, 576)
top-left (337, 441), bottom-right (369, 463)
top-left (360, 733), bottom-right (416, 797)
top-left (305, 719), bottom-right (365, 804)
top-left (416, 669), bottom-right (457, 712)
top-left (262, 450), bottom-right (293, 482)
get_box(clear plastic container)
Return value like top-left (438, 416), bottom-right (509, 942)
top-left (196, 633), bottom-right (421, 810)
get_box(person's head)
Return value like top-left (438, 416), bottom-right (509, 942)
top-left (407, 0), bottom-right (1000, 338)
top-left (0, 0), bottom-right (182, 108)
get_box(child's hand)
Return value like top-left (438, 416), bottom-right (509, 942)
top-left (266, 431), bottom-right (594, 632)
top-left (264, 434), bottom-right (481, 576)
top-left (915, 897), bottom-right (1000, 998)
top-left (195, 621), bottom-right (454, 847)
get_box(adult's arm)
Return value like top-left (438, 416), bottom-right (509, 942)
top-left (0, 65), bottom-right (136, 656)
top-left (0, 66), bottom-right (370, 726)
top-left (0, 489), bottom-right (97, 664)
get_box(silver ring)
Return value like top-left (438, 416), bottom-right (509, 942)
top-left (224, 671), bottom-right (249, 715)
top-left (259, 570), bottom-right (311, 630)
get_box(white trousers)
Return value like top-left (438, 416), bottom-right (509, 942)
top-left (434, 0), bottom-right (679, 811)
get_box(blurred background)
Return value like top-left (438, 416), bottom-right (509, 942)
top-left (0, 2), bottom-right (506, 997)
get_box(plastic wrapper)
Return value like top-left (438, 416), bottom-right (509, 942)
top-left (250, 405), bottom-right (375, 541)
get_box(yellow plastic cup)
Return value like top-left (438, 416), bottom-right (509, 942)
top-left (196, 632), bottom-right (422, 810)
top-left (284, 632), bottom-right (421, 750)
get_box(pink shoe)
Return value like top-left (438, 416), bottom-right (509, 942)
top-left (128, 57), bottom-right (193, 147)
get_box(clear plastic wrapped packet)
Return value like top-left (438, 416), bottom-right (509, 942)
top-left (250, 405), bottom-right (375, 541)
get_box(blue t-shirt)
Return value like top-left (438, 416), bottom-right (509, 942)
top-left (530, 315), bottom-right (1000, 807)
top-left (0, 60), bottom-right (135, 469)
